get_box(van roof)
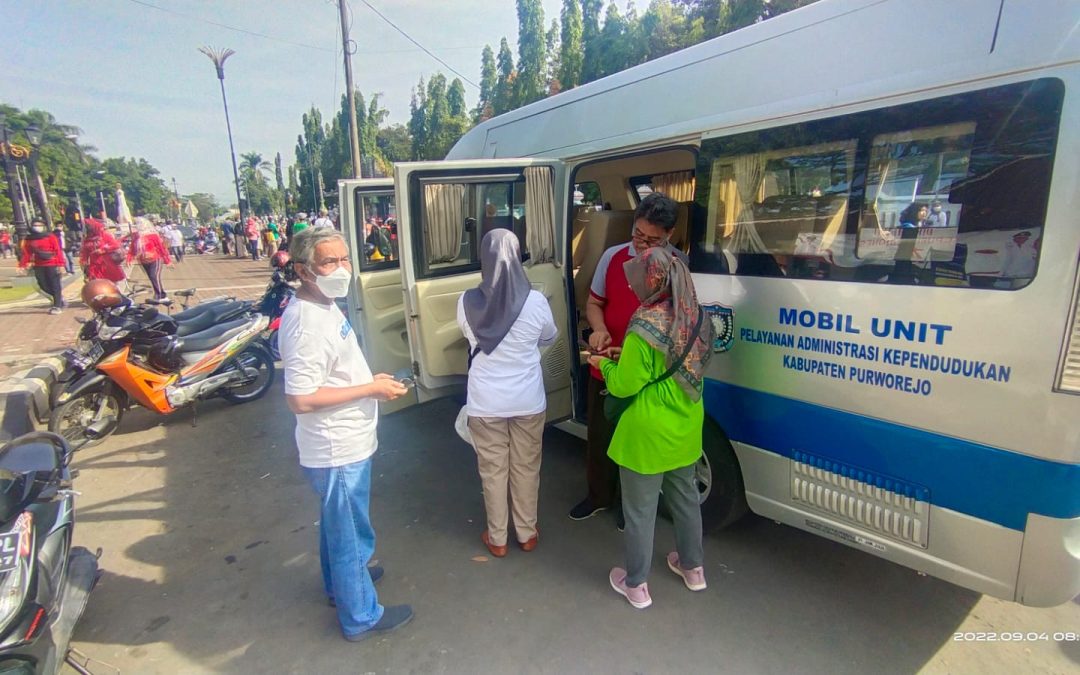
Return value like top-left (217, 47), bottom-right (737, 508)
top-left (447, 0), bottom-right (1075, 163)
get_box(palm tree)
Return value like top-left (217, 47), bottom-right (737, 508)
top-left (239, 152), bottom-right (271, 185)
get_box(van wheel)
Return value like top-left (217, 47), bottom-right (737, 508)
top-left (659, 418), bottom-right (748, 531)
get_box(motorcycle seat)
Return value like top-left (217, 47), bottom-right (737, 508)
top-left (175, 317), bottom-right (250, 353)
top-left (175, 301), bottom-right (250, 336)
top-left (171, 299), bottom-right (229, 322)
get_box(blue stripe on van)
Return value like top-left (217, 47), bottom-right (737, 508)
top-left (703, 380), bottom-right (1080, 531)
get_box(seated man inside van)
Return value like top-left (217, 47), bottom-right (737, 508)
top-left (571, 192), bottom-right (687, 526)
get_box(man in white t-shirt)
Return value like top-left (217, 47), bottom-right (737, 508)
top-left (280, 227), bottom-right (413, 642)
top-left (313, 207), bottom-right (335, 230)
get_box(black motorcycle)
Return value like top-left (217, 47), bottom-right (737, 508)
top-left (0, 432), bottom-right (98, 674)
top-left (257, 263), bottom-right (297, 361)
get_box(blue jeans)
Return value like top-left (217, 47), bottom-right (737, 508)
top-left (302, 459), bottom-right (384, 636)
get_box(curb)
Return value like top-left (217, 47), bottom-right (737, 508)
top-left (0, 356), bottom-right (65, 442)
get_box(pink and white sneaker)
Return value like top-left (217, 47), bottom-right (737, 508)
top-left (609, 567), bottom-right (652, 609)
top-left (666, 552), bottom-right (707, 591)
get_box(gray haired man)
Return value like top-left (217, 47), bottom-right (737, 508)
top-left (279, 227), bottom-right (413, 641)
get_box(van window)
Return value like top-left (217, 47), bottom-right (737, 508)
top-left (353, 189), bottom-right (398, 271)
top-left (413, 176), bottom-right (528, 278)
top-left (574, 182), bottom-right (602, 208)
top-left (691, 78), bottom-right (1064, 288)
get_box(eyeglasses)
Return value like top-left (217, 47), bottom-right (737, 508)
top-left (631, 227), bottom-right (668, 248)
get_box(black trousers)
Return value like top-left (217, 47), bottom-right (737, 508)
top-left (34, 266), bottom-right (64, 308)
top-left (585, 375), bottom-right (619, 507)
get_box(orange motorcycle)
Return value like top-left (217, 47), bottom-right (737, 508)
top-left (50, 313), bottom-right (273, 449)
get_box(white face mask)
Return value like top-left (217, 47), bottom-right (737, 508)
top-left (312, 265), bottom-right (351, 299)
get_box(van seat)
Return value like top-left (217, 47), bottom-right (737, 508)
top-left (571, 209), bottom-right (635, 318)
top-left (670, 202), bottom-right (693, 254)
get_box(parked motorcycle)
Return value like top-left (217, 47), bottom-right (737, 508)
top-left (0, 431), bottom-right (99, 674)
top-left (259, 251), bottom-right (298, 360)
top-left (52, 285), bottom-right (246, 410)
top-left (50, 282), bottom-right (274, 449)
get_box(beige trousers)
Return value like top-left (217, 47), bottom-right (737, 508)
top-left (467, 411), bottom-right (546, 546)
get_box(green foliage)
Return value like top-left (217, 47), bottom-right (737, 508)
top-left (515, 0), bottom-right (548, 107)
top-left (377, 124), bottom-right (411, 164)
top-left (0, 103), bottom-right (169, 224)
top-left (408, 75), bottom-right (473, 160)
top-left (559, 0), bottom-right (584, 90)
top-left (476, 46), bottom-right (498, 122)
top-left (580, 0), bottom-right (604, 83)
top-left (493, 38), bottom-right (517, 116)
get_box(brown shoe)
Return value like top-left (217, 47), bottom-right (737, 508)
top-left (519, 532), bottom-right (539, 552)
top-left (481, 530), bottom-right (507, 558)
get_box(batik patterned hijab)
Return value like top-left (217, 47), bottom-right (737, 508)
top-left (623, 247), bottom-right (714, 401)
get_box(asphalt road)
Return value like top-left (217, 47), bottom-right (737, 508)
top-left (64, 382), bottom-right (1080, 674)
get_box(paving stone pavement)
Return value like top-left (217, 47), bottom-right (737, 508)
top-left (0, 252), bottom-right (272, 378)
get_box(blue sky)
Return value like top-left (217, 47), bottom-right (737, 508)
top-left (6, 0), bottom-right (562, 203)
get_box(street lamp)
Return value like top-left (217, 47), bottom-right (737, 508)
top-left (0, 113), bottom-right (29, 239)
top-left (23, 123), bottom-right (52, 227)
top-left (198, 46), bottom-right (245, 226)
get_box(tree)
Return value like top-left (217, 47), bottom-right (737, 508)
top-left (559, 0), bottom-right (584, 90)
top-left (546, 18), bottom-right (562, 94)
top-left (377, 124), bottom-right (412, 164)
top-left (597, 2), bottom-right (632, 79)
top-left (475, 45), bottom-right (498, 122)
top-left (493, 38), bottom-right (517, 116)
top-left (640, 0), bottom-right (699, 61)
top-left (515, 0), bottom-right (548, 107)
top-left (580, 0), bottom-right (604, 83)
top-left (239, 152), bottom-right (274, 215)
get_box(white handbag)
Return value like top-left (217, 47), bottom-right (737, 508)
top-left (454, 405), bottom-right (474, 446)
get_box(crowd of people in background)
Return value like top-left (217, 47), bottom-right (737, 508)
top-left (1, 205), bottom-right (342, 314)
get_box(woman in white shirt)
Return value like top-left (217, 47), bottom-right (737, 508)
top-left (457, 229), bottom-right (557, 558)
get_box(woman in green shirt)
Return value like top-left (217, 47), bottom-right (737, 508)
top-left (588, 246), bottom-right (714, 609)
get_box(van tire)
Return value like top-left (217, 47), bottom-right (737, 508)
top-left (660, 417), bottom-right (748, 531)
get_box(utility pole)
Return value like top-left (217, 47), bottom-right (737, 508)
top-left (338, 0), bottom-right (363, 179)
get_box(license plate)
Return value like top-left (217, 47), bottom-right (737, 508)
top-left (0, 531), bottom-right (21, 573)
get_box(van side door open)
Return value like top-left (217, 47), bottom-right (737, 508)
top-left (340, 179), bottom-right (416, 414)
top-left (393, 159), bottom-right (574, 421)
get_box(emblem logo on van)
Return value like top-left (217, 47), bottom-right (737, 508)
top-left (702, 304), bottom-right (734, 353)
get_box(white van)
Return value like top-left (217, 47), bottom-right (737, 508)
top-left (340, 0), bottom-right (1080, 606)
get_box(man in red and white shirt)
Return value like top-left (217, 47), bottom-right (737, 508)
top-left (569, 193), bottom-right (686, 524)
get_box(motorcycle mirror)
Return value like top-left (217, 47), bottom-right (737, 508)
top-left (0, 432), bottom-right (67, 522)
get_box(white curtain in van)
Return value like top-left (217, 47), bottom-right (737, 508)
top-left (524, 166), bottom-right (556, 264)
top-left (652, 171), bottom-right (695, 202)
top-left (423, 183), bottom-right (466, 262)
top-left (729, 154), bottom-right (768, 254)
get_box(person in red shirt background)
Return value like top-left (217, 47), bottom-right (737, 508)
top-left (19, 218), bottom-right (67, 314)
top-left (128, 217), bottom-right (171, 299)
top-left (569, 193), bottom-right (687, 526)
top-left (0, 228), bottom-right (13, 258)
top-left (80, 219), bottom-right (127, 287)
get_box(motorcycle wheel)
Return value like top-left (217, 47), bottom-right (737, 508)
top-left (48, 389), bottom-right (124, 449)
top-left (219, 347), bottom-right (275, 403)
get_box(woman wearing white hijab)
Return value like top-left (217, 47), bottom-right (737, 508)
top-left (456, 229), bottom-right (557, 557)
top-left (127, 217), bottom-right (172, 299)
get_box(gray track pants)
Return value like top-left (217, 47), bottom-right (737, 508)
top-left (620, 462), bottom-right (703, 587)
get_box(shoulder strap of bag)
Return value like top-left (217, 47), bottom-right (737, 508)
top-left (649, 306), bottom-right (704, 386)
